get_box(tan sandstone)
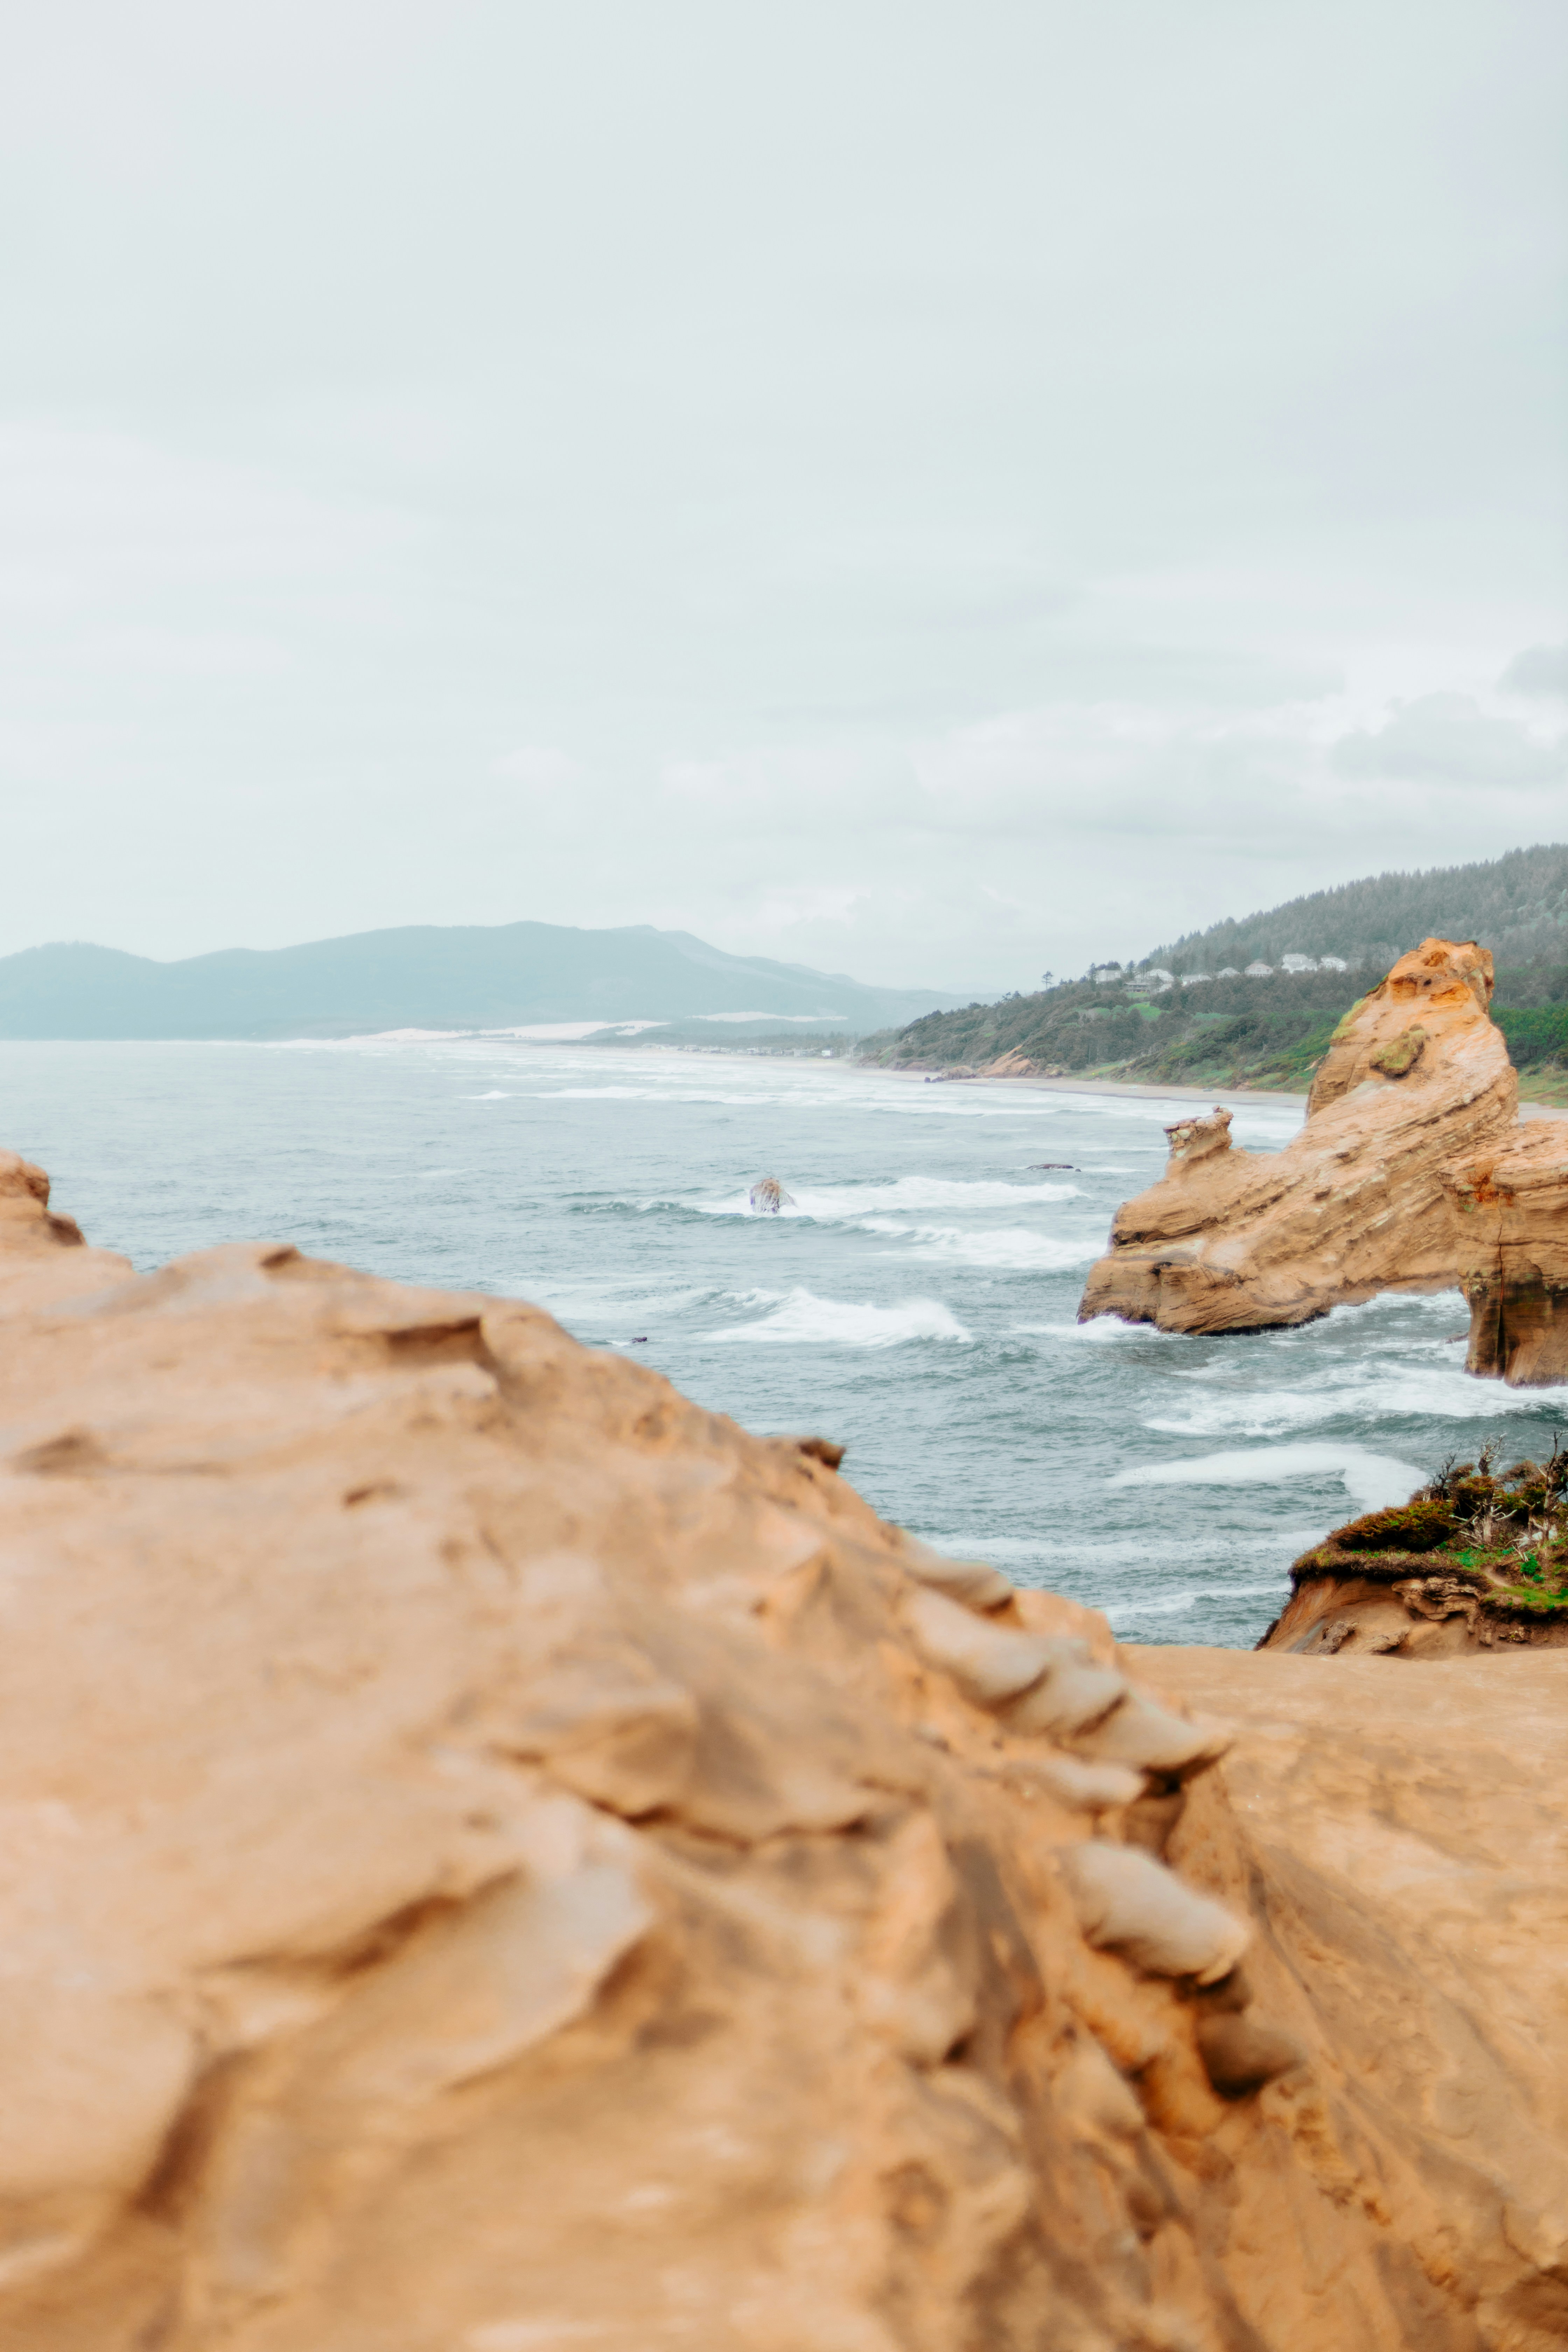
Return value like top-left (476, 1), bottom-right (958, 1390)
top-left (1078, 938), bottom-right (1516, 1334)
top-left (1441, 1118), bottom-right (1568, 1386)
top-left (0, 1145), bottom-right (1564, 2347)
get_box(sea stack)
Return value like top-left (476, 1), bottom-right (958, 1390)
top-left (1077, 937), bottom-right (1517, 1334)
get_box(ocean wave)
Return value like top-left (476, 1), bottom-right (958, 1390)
top-left (706, 1287), bottom-right (972, 1348)
top-left (877, 1224), bottom-right (1102, 1271)
top-left (1146, 1365), bottom-right (1568, 1438)
top-left (1013, 1317), bottom-right (1178, 1342)
top-left (957, 1532), bottom-right (1307, 1567)
top-left (674, 1175), bottom-right (1084, 1219)
top-left (1103, 1579), bottom-right (1291, 1629)
top-left (1110, 1442), bottom-right (1425, 1513)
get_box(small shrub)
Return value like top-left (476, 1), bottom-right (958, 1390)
top-left (1335, 1500), bottom-right (1457, 1554)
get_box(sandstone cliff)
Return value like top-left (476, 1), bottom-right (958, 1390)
top-left (1441, 1119), bottom-right (1568, 1386)
top-left (1078, 939), bottom-right (1516, 1334)
top-left (1, 1144), bottom-right (1566, 2348)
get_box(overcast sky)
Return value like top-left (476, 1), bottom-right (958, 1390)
top-left (4, 1), bottom-right (1565, 992)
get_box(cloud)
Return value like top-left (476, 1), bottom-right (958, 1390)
top-left (490, 747), bottom-right (580, 791)
top-left (0, 4), bottom-right (1563, 996)
top-left (1498, 643), bottom-right (1568, 699)
top-left (1330, 694), bottom-right (1567, 790)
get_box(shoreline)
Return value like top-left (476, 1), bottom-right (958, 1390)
top-left (909, 1066), bottom-right (1559, 1119)
top-left (527, 1037), bottom-right (1564, 1120)
top-left (934, 1070), bottom-right (1309, 1105)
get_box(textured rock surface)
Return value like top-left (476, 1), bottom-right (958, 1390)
top-left (0, 1147), bottom-right (1564, 2348)
top-left (1145, 1646), bottom-right (1568, 2352)
top-left (1442, 1119), bottom-right (1568, 1386)
top-left (1078, 939), bottom-right (1517, 1334)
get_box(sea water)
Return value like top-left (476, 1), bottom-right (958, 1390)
top-left (4, 1035), bottom-right (1566, 1648)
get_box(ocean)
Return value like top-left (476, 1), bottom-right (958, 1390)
top-left (5, 1035), bottom-right (1565, 1648)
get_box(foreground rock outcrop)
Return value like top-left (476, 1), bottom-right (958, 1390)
top-left (1078, 938), bottom-right (1516, 1334)
top-left (1144, 1644), bottom-right (1568, 2352)
top-left (2, 1143), bottom-right (1567, 2348)
top-left (1441, 1119), bottom-right (1568, 1386)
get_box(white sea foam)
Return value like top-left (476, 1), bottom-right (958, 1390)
top-left (465, 1090), bottom-right (509, 1100)
top-left (1111, 1443), bottom-right (1425, 1512)
top-left (1147, 1365), bottom-right (1568, 1439)
top-left (1015, 1317), bottom-right (1177, 1342)
top-left (876, 1224), bottom-right (1101, 1271)
top-left (708, 1287), bottom-right (972, 1348)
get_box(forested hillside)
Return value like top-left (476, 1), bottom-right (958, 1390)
top-left (860, 957), bottom-right (1568, 1097)
top-left (860, 845), bottom-right (1568, 1096)
top-left (1151, 843), bottom-right (1568, 973)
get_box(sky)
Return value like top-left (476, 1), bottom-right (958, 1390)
top-left (2, 0), bottom-right (1566, 995)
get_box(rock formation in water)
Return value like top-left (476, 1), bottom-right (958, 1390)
top-left (1260, 1448), bottom-right (1568, 1657)
top-left (3, 1140), bottom-right (1568, 2347)
top-left (1441, 1119), bottom-right (1568, 1386)
top-left (748, 1176), bottom-right (794, 1212)
top-left (1078, 938), bottom-right (1517, 1334)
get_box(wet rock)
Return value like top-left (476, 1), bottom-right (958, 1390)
top-left (748, 1175), bottom-right (794, 1212)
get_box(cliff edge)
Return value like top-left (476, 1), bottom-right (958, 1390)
top-left (0, 1146), bottom-right (1564, 2348)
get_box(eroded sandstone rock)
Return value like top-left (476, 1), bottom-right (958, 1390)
top-left (0, 1149), bottom-right (1562, 2347)
top-left (1145, 1643), bottom-right (1568, 2352)
top-left (1441, 1118), bottom-right (1568, 1386)
top-left (1078, 938), bottom-right (1516, 1333)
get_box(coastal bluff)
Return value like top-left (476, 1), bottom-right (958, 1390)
top-left (1, 1144), bottom-right (1566, 2348)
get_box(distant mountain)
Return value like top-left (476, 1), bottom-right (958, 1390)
top-left (1149, 843), bottom-right (1568, 975)
top-left (0, 922), bottom-right (959, 1041)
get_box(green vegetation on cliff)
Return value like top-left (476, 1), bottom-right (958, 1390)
top-left (857, 966), bottom-right (1359, 1087)
top-left (1292, 1447), bottom-right (1568, 1618)
top-left (861, 842), bottom-right (1568, 1092)
top-left (859, 960), bottom-right (1568, 1092)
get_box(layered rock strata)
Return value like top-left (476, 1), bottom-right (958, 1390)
top-left (1, 1144), bottom-right (1566, 2346)
top-left (1441, 1119), bottom-right (1568, 1386)
top-left (1078, 938), bottom-right (1516, 1334)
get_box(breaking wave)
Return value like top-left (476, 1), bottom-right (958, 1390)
top-left (1147, 1366), bottom-right (1568, 1438)
top-left (707, 1287), bottom-right (973, 1348)
top-left (1111, 1443), bottom-right (1426, 1514)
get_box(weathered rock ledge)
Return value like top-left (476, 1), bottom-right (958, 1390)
top-left (1, 1145), bottom-right (1566, 2348)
